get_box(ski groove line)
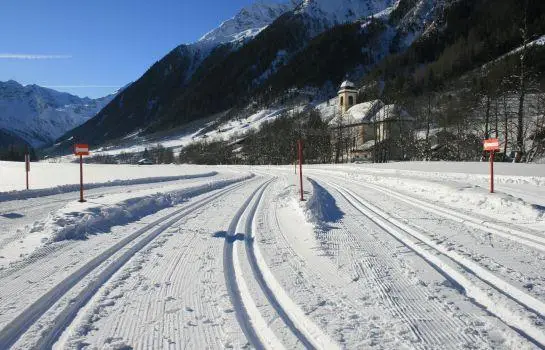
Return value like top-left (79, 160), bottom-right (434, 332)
top-left (0, 177), bottom-right (251, 349)
top-left (320, 171), bottom-right (545, 253)
top-left (224, 178), bottom-right (338, 350)
top-left (322, 189), bottom-right (477, 348)
top-left (325, 180), bottom-right (545, 347)
top-left (223, 179), bottom-right (279, 349)
top-left (246, 185), bottom-right (339, 350)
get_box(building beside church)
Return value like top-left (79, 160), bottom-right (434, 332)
top-left (329, 80), bottom-right (413, 162)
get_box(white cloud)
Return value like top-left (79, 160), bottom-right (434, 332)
top-left (44, 85), bottom-right (120, 88)
top-left (0, 54), bottom-right (72, 60)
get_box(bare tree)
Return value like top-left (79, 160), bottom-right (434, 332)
top-left (515, 0), bottom-right (530, 162)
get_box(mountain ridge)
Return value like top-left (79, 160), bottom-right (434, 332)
top-left (0, 80), bottom-right (115, 147)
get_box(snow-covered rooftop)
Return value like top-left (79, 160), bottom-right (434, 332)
top-left (345, 100), bottom-right (384, 124)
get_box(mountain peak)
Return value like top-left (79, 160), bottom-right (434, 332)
top-left (296, 0), bottom-right (396, 24)
top-left (197, 1), bottom-right (294, 47)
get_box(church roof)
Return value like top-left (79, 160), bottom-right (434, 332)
top-left (345, 100), bottom-right (384, 124)
top-left (375, 104), bottom-right (414, 122)
top-left (328, 100), bottom-right (414, 127)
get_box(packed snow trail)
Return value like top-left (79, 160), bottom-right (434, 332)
top-left (0, 177), bottom-right (249, 349)
top-left (223, 177), bottom-right (338, 349)
top-left (323, 180), bottom-right (545, 347)
top-left (0, 162), bottom-right (544, 349)
top-left (313, 170), bottom-right (545, 252)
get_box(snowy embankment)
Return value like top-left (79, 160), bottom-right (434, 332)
top-left (0, 162), bottom-right (219, 193)
top-left (0, 172), bottom-right (217, 202)
top-left (309, 162), bottom-right (545, 231)
top-left (0, 174), bottom-right (253, 269)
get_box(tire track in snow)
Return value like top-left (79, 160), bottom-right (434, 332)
top-left (326, 181), bottom-right (545, 347)
top-left (223, 178), bottom-right (338, 349)
top-left (0, 178), bottom-right (250, 349)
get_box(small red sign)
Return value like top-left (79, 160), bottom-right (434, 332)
top-left (483, 139), bottom-right (500, 152)
top-left (74, 144), bottom-right (90, 156)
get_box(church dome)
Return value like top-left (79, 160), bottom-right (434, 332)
top-left (340, 80), bottom-right (355, 89)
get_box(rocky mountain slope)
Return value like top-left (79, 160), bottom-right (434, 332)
top-left (55, 0), bottom-right (544, 154)
top-left (0, 80), bottom-right (115, 147)
top-left (57, 0), bottom-right (410, 147)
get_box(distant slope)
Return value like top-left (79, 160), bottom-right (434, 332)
top-left (57, 0), bottom-right (403, 148)
top-left (0, 80), bottom-right (114, 147)
top-left (57, 0), bottom-right (543, 154)
top-left (57, 2), bottom-right (294, 147)
top-left (0, 128), bottom-right (29, 148)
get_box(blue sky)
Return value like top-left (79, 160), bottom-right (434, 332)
top-left (0, 0), bottom-right (284, 98)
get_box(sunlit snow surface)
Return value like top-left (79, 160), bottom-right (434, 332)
top-left (0, 161), bottom-right (544, 349)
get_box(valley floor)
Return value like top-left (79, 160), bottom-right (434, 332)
top-left (0, 161), bottom-right (544, 349)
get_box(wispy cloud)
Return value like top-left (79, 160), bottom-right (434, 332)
top-left (0, 54), bottom-right (72, 60)
top-left (44, 85), bottom-right (120, 89)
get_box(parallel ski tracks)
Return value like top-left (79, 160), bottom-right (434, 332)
top-left (223, 179), bottom-right (338, 350)
top-left (315, 170), bottom-right (545, 253)
top-left (324, 180), bottom-right (545, 347)
top-left (0, 178), bottom-right (251, 349)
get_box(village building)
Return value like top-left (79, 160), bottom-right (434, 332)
top-left (329, 80), bottom-right (414, 162)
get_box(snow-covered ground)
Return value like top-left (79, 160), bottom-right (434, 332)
top-left (0, 161), bottom-right (544, 349)
top-left (91, 108), bottom-right (287, 156)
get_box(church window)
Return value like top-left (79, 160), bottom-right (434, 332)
top-left (349, 96), bottom-right (354, 106)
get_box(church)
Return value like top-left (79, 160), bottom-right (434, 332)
top-left (329, 80), bottom-right (413, 162)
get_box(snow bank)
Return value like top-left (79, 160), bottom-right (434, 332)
top-left (0, 175), bottom-right (252, 269)
top-left (305, 178), bottom-right (343, 229)
top-left (47, 176), bottom-right (251, 242)
top-left (0, 161), bottom-right (218, 195)
top-left (0, 172), bottom-right (218, 202)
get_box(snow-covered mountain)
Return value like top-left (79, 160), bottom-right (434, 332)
top-left (295, 0), bottom-right (396, 25)
top-left (0, 80), bottom-right (115, 147)
top-left (176, 1), bottom-right (296, 82)
top-left (198, 1), bottom-right (297, 48)
top-left (56, 0), bottom-right (443, 149)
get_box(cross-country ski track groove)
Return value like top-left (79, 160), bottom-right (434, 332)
top-left (321, 179), bottom-right (545, 347)
top-left (0, 177), bottom-right (251, 349)
top-left (313, 170), bottom-right (545, 253)
top-left (223, 178), bottom-right (339, 350)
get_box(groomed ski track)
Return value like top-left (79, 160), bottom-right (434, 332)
top-left (0, 165), bottom-right (543, 349)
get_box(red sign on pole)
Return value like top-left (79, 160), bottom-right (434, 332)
top-left (74, 144), bottom-right (90, 202)
top-left (74, 144), bottom-right (90, 156)
top-left (483, 138), bottom-right (500, 152)
top-left (483, 139), bottom-right (500, 193)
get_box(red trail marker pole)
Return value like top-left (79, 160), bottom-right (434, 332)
top-left (490, 151), bottom-right (495, 193)
top-left (79, 154), bottom-right (85, 202)
top-left (483, 138), bottom-right (499, 194)
top-left (74, 144), bottom-right (89, 202)
top-left (298, 139), bottom-right (304, 201)
top-left (24, 153), bottom-right (30, 190)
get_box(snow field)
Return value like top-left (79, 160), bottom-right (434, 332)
top-left (57, 178), bottom-right (268, 349)
top-left (303, 179), bottom-right (506, 349)
top-left (0, 161), bottom-right (219, 195)
top-left (0, 161), bottom-right (544, 349)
